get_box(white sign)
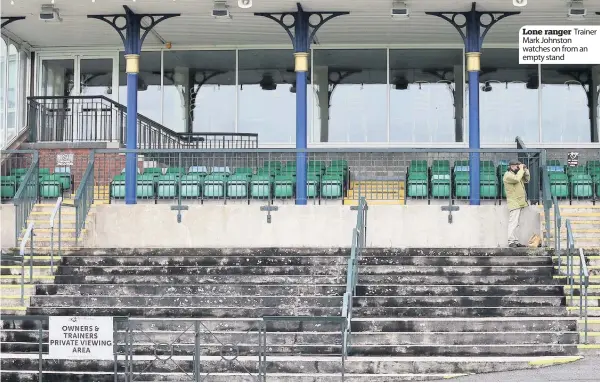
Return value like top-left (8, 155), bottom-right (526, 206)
top-left (56, 153), bottom-right (74, 166)
top-left (519, 26), bottom-right (600, 64)
top-left (49, 316), bottom-right (114, 360)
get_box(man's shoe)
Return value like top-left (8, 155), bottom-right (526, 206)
top-left (509, 243), bottom-right (518, 248)
top-left (516, 243), bottom-right (526, 247)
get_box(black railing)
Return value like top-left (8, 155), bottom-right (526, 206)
top-left (27, 96), bottom-right (258, 149)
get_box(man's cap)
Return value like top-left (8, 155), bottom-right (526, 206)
top-left (509, 160), bottom-right (521, 166)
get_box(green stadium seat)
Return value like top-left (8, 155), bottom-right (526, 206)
top-left (309, 160), bottom-right (326, 170)
top-left (137, 174), bottom-right (155, 199)
top-left (250, 174), bottom-right (272, 199)
top-left (321, 174), bottom-right (343, 199)
top-left (234, 167), bottom-right (254, 176)
top-left (54, 167), bottom-right (72, 191)
top-left (567, 166), bottom-right (587, 177)
top-left (143, 167), bottom-right (163, 182)
top-left (408, 172), bottom-right (429, 198)
top-left (432, 160), bottom-right (450, 170)
top-left (480, 173), bottom-right (499, 199)
top-left (180, 174), bottom-right (203, 199)
top-left (284, 161), bottom-right (296, 169)
top-left (431, 174), bottom-right (450, 198)
top-left (263, 161), bottom-right (282, 171)
top-left (227, 173), bottom-right (249, 198)
top-left (38, 168), bottom-right (51, 177)
top-left (570, 173), bottom-right (593, 199)
top-left (10, 168), bottom-right (28, 177)
top-left (257, 168), bottom-right (279, 177)
top-left (454, 160), bottom-right (469, 168)
top-left (587, 160), bottom-right (600, 169)
top-left (454, 172), bottom-right (470, 199)
top-left (0, 176), bottom-right (17, 199)
top-left (110, 174), bottom-right (126, 199)
top-left (307, 173), bottom-right (320, 198)
top-left (549, 173), bottom-right (569, 198)
top-left (330, 160), bottom-right (349, 170)
top-left (274, 175), bottom-right (295, 198)
top-left (203, 174), bottom-right (227, 198)
top-left (157, 174), bottom-right (178, 199)
top-left (547, 160), bottom-right (562, 167)
top-left (409, 161), bottom-right (428, 174)
top-left (39, 175), bottom-right (62, 198)
top-left (166, 167), bottom-right (185, 177)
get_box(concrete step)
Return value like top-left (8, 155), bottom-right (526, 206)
top-left (53, 265), bottom-right (347, 276)
top-left (0, 285), bottom-right (35, 296)
top-left (353, 296), bottom-right (564, 307)
top-left (2, 330), bottom-right (576, 349)
top-left (0, 355), bottom-right (583, 377)
top-left (0, 266), bottom-right (57, 276)
top-left (33, 283), bottom-right (565, 297)
top-left (56, 255), bottom-right (555, 267)
top-left (29, 296), bottom-right (343, 308)
top-left (353, 307), bottom-right (568, 317)
top-left (0, 275), bottom-right (55, 284)
top-left (50, 265), bottom-right (554, 277)
top-left (47, 274), bottom-right (557, 285)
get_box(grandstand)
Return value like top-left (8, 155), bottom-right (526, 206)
top-left (1, 0), bottom-right (600, 381)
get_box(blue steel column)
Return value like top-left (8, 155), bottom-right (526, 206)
top-left (89, 6), bottom-right (179, 204)
top-left (294, 10), bottom-right (309, 205)
top-left (256, 3), bottom-right (348, 205)
top-left (427, 2), bottom-right (519, 205)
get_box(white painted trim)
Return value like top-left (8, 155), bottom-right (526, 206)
top-left (235, 48), bottom-right (239, 134)
top-left (160, 49), bottom-right (164, 125)
top-left (386, 47), bottom-right (390, 143)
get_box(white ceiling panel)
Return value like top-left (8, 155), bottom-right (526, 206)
top-left (3, 0), bottom-right (600, 48)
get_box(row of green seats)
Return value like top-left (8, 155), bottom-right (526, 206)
top-left (407, 160), bottom-right (503, 199)
top-left (110, 162), bottom-right (347, 200)
top-left (1, 167), bottom-right (71, 200)
top-left (547, 160), bottom-right (600, 199)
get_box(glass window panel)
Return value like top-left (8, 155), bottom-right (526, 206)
top-left (541, 66), bottom-right (592, 143)
top-left (478, 48), bottom-right (540, 144)
top-left (7, 44), bottom-right (19, 142)
top-left (389, 49), bottom-right (462, 143)
top-left (0, 38), bottom-right (6, 148)
top-left (312, 49), bottom-right (386, 143)
top-left (19, 51), bottom-right (28, 128)
top-left (119, 51), bottom-right (162, 125)
top-left (238, 49), bottom-right (296, 144)
top-left (40, 59), bottom-right (75, 97)
top-left (163, 50), bottom-right (236, 134)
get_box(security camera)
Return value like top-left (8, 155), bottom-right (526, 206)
top-left (238, 0), bottom-right (252, 9)
top-left (513, 0), bottom-right (527, 6)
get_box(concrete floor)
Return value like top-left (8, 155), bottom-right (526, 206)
top-left (442, 356), bottom-right (599, 382)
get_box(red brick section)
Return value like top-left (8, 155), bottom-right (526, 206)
top-left (38, 149), bottom-right (142, 196)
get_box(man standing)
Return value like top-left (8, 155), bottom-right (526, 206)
top-left (503, 160), bottom-right (530, 248)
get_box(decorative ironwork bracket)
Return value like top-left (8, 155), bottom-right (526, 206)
top-left (1, 16), bottom-right (26, 29)
top-left (88, 6), bottom-right (179, 54)
top-left (255, 3), bottom-right (348, 51)
top-left (426, 2), bottom-right (520, 51)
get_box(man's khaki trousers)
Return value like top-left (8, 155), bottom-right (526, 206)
top-left (508, 207), bottom-right (523, 245)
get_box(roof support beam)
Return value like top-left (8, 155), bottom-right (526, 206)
top-left (88, 6), bottom-right (179, 205)
top-left (1, 16), bottom-right (26, 29)
top-left (427, 2), bottom-right (520, 206)
top-left (256, 2), bottom-right (348, 205)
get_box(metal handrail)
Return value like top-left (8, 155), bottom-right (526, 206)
top-left (342, 197), bottom-right (367, 361)
top-left (74, 152), bottom-right (95, 243)
top-left (553, 196), bottom-right (562, 269)
top-left (49, 197), bottom-right (63, 273)
top-left (564, 219), bottom-right (590, 344)
top-left (13, 154), bottom-right (39, 244)
top-left (19, 222), bottom-right (34, 306)
top-left (578, 248), bottom-right (590, 344)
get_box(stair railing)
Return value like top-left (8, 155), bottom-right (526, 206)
top-left (565, 219), bottom-right (590, 344)
top-left (19, 222), bottom-right (35, 306)
top-left (342, 196), bottom-right (367, 361)
top-left (13, 153), bottom-right (39, 244)
top-left (49, 197), bottom-right (63, 273)
top-left (74, 152), bottom-right (95, 245)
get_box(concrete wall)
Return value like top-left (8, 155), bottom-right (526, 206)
top-left (85, 204), bottom-right (540, 249)
top-left (1, 204), bottom-right (16, 249)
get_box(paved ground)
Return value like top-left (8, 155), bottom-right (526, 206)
top-left (442, 357), bottom-right (599, 382)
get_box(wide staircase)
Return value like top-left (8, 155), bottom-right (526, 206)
top-left (0, 248), bottom-right (584, 382)
top-left (344, 181), bottom-right (405, 206)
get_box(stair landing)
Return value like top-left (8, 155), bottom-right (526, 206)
top-left (343, 180), bottom-right (405, 206)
